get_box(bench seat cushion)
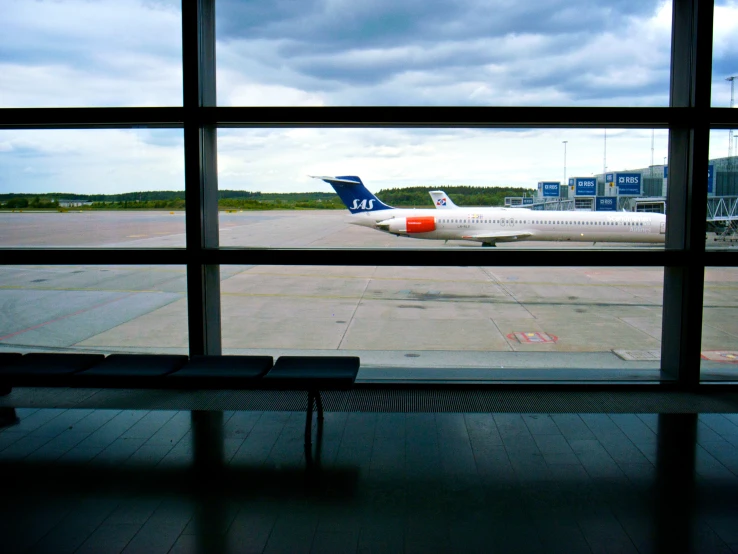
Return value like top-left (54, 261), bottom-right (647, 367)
top-left (0, 353), bottom-right (105, 386)
top-left (262, 356), bottom-right (360, 390)
top-left (0, 353), bottom-right (23, 366)
top-left (166, 355), bottom-right (273, 388)
top-left (73, 354), bottom-right (188, 387)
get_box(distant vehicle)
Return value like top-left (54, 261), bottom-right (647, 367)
top-left (314, 175), bottom-right (666, 247)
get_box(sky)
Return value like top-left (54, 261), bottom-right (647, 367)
top-left (0, 0), bottom-right (736, 195)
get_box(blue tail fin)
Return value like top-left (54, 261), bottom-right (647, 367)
top-left (312, 175), bottom-right (393, 214)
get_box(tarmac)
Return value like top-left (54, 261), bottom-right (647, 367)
top-left (1, 210), bottom-right (736, 381)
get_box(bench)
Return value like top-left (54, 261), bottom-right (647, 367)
top-left (0, 352), bottom-right (360, 447)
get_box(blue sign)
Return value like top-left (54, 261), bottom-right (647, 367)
top-left (522, 197), bottom-right (534, 205)
top-left (606, 173), bottom-right (614, 183)
top-left (540, 182), bottom-right (560, 198)
top-left (596, 197), bottom-right (616, 211)
top-left (574, 177), bottom-right (597, 196)
top-left (616, 173), bottom-right (641, 195)
top-left (663, 166), bottom-right (668, 178)
top-left (708, 164), bottom-right (714, 194)
top-left (568, 178), bottom-right (575, 188)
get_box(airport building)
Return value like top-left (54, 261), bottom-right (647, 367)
top-left (1, 1), bottom-right (737, 552)
top-left (57, 199), bottom-right (94, 208)
top-left (513, 156), bottom-right (738, 236)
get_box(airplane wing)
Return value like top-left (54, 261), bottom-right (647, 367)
top-left (461, 230), bottom-right (533, 242)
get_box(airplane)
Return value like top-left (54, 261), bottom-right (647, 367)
top-left (430, 190), bottom-right (533, 211)
top-left (313, 175), bottom-right (666, 247)
top-left (429, 191), bottom-right (459, 209)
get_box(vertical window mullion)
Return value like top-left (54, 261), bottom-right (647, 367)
top-left (183, 0), bottom-right (221, 356)
top-left (661, 0), bottom-right (713, 384)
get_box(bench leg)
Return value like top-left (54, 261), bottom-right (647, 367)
top-left (0, 407), bottom-right (19, 428)
top-left (315, 390), bottom-right (324, 423)
top-left (305, 391), bottom-right (325, 449)
top-left (305, 390), bottom-right (315, 448)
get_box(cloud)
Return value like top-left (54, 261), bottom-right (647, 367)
top-left (216, 127), bottom-right (671, 193)
top-left (0, 129), bottom-right (184, 194)
top-left (0, 0), bottom-right (182, 107)
top-left (216, 0), bottom-right (670, 106)
top-left (0, 0), bottom-right (730, 195)
top-left (712, 1), bottom-right (738, 107)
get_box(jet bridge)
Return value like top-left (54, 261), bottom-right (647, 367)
top-left (707, 196), bottom-right (738, 239)
top-left (506, 197), bottom-right (576, 211)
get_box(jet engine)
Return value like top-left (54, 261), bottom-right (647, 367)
top-left (384, 216), bottom-right (436, 236)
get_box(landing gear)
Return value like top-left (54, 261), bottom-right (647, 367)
top-left (482, 242), bottom-right (497, 248)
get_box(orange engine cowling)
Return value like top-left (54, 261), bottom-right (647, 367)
top-left (405, 216), bottom-right (436, 234)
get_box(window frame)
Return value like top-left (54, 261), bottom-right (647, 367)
top-left (1, 0), bottom-right (737, 385)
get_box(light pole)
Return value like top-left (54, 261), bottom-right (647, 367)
top-left (728, 76), bottom-right (737, 164)
top-left (562, 140), bottom-right (568, 186)
top-left (603, 129), bottom-right (607, 180)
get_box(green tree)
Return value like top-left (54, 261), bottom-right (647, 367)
top-left (6, 198), bottom-right (28, 209)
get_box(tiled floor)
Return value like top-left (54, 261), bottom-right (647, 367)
top-left (1, 408), bottom-right (738, 553)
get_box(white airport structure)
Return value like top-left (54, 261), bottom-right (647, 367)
top-left (501, 156), bottom-right (738, 237)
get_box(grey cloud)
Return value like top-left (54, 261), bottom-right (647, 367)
top-left (218, 0), bottom-right (659, 48)
top-left (217, 0), bottom-right (668, 106)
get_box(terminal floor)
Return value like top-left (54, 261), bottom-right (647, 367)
top-left (1, 408), bottom-right (738, 553)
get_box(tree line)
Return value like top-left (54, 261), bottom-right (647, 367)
top-left (1, 186), bottom-right (534, 210)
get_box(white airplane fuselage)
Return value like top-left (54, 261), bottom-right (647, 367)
top-left (348, 207), bottom-right (666, 244)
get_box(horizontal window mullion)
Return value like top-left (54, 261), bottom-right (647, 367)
top-left (1, 249), bottom-right (733, 267)
top-left (0, 249), bottom-right (192, 265)
top-left (210, 106), bottom-right (703, 128)
top-left (0, 107), bottom-right (186, 129)
top-left (205, 249), bottom-right (680, 267)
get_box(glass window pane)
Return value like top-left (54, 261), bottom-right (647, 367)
top-left (221, 265), bottom-right (664, 381)
top-left (0, 129), bottom-right (185, 248)
top-left (711, 1), bottom-right (738, 108)
top-left (0, 265), bottom-right (187, 354)
top-left (1, 0), bottom-right (182, 107)
top-left (217, 128), bottom-right (668, 249)
top-left (216, 1), bottom-right (672, 107)
top-left (701, 267), bottom-right (738, 381)
top-left (706, 130), bottom-right (738, 250)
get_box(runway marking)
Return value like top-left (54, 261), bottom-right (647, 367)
top-left (127, 234), bottom-right (148, 238)
top-left (236, 272), bottom-right (738, 291)
top-left (221, 292), bottom-right (361, 300)
top-left (701, 351), bottom-right (738, 363)
top-left (0, 293), bottom-right (135, 342)
top-left (0, 266), bottom-right (185, 274)
top-left (509, 332), bottom-right (558, 344)
top-left (0, 286), bottom-right (168, 294)
top-left (1, 267), bottom-right (736, 290)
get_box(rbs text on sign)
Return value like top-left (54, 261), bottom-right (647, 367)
top-left (540, 182), bottom-right (560, 198)
top-left (616, 173), bottom-right (641, 195)
top-left (596, 197), bottom-right (616, 211)
top-left (575, 178), bottom-right (596, 196)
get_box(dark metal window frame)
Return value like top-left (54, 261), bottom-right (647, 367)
top-left (1, 0), bottom-right (736, 385)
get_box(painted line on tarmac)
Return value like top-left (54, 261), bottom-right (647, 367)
top-left (0, 293), bottom-right (136, 342)
top-left (221, 292), bottom-right (360, 300)
top-left (0, 266), bottom-right (185, 274)
top-left (229, 271), bottom-right (738, 290)
top-left (0, 286), bottom-right (168, 294)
